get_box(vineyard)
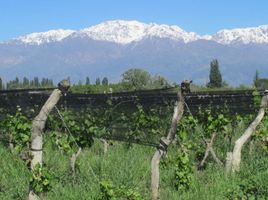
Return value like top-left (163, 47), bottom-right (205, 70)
top-left (0, 82), bottom-right (268, 200)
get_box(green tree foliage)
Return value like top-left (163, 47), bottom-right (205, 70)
top-left (0, 77), bottom-right (3, 90)
top-left (86, 77), bottom-right (90, 85)
top-left (253, 69), bottom-right (268, 89)
top-left (121, 68), bottom-right (151, 90)
top-left (71, 71), bottom-right (170, 93)
top-left (40, 78), bottom-right (54, 87)
top-left (151, 75), bottom-right (169, 88)
top-left (33, 77), bottom-right (40, 87)
top-left (102, 77), bottom-right (108, 86)
top-left (256, 78), bottom-right (268, 90)
top-left (7, 77), bottom-right (21, 89)
top-left (15, 77), bottom-right (19, 85)
top-left (121, 68), bottom-right (170, 90)
top-left (254, 73), bottom-right (268, 90)
top-left (95, 77), bottom-right (101, 85)
top-left (30, 79), bottom-right (34, 87)
top-left (22, 77), bottom-right (30, 88)
top-left (253, 70), bottom-right (259, 87)
top-left (207, 59), bottom-right (222, 88)
top-left (5, 77), bottom-right (54, 89)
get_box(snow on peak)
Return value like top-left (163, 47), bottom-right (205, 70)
top-left (211, 25), bottom-right (268, 44)
top-left (77, 20), bottom-right (200, 44)
top-left (6, 20), bottom-right (268, 45)
top-left (77, 20), bottom-right (149, 44)
top-left (200, 34), bottom-right (212, 40)
top-left (14, 29), bottom-right (75, 45)
top-left (9, 20), bottom-right (199, 45)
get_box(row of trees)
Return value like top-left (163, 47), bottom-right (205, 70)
top-left (117, 61), bottom-right (223, 90)
top-left (0, 76), bottom-right (110, 90)
top-left (0, 62), bottom-right (232, 91)
top-left (0, 77), bottom-right (54, 90)
top-left (74, 70), bottom-right (170, 91)
top-left (0, 60), bottom-right (265, 91)
top-left (82, 77), bottom-right (109, 86)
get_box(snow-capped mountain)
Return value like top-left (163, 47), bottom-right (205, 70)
top-left (1, 20), bottom-right (268, 86)
top-left (211, 25), bottom-right (268, 44)
top-left (76, 20), bottom-right (200, 44)
top-left (9, 20), bottom-right (201, 45)
top-left (13, 29), bottom-right (75, 45)
top-left (6, 20), bottom-right (268, 45)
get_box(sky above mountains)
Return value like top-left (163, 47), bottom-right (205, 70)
top-left (1, 0), bottom-right (268, 41)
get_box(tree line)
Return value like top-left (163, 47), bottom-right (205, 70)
top-left (0, 77), bottom-right (54, 90)
top-left (74, 70), bottom-right (170, 90)
top-left (0, 59), bottom-right (267, 91)
top-left (78, 76), bottom-right (109, 86)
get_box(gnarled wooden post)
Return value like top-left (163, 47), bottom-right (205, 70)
top-left (100, 139), bottom-right (109, 154)
top-left (29, 79), bottom-right (70, 200)
top-left (70, 147), bottom-right (82, 177)
top-left (199, 132), bottom-right (223, 169)
top-left (151, 81), bottom-right (190, 200)
top-left (227, 90), bottom-right (268, 173)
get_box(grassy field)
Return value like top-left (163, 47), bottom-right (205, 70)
top-left (1, 118), bottom-right (268, 200)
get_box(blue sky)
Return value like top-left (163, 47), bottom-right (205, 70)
top-left (1, 0), bottom-right (268, 41)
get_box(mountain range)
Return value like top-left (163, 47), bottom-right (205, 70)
top-left (1, 20), bottom-right (268, 86)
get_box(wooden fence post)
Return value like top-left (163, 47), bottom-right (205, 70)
top-left (29, 79), bottom-right (70, 200)
top-left (100, 139), bottom-right (109, 154)
top-left (199, 133), bottom-right (223, 169)
top-left (151, 81), bottom-right (189, 200)
top-left (227, 90), bottom-right (268, 173)
top-left (70, 147), bottom-right (82, 177)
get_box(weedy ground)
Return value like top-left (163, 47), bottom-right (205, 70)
top-left (1, 129), bottom-right (268, 200)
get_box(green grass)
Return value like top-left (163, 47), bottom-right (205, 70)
top-left (1, 131), bottom-right (268, 200)
top-left (0, 144), bottom-right (29, 200)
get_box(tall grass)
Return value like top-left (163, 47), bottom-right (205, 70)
top-left (1, 126), bottom-right (268, 200)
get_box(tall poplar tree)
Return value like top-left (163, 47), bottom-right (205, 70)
top-left (253, 70), bottom-right (259, 87)
top-left (102, 77), bottom-right (108, 86)
top-left (207, 59), bottom-right (222, 88)
top-left (95, 77), bottom-right (101, 85)
top-left (86, 77), bottom-right (90, 85)
top-left (0, 77), bottom-right (3, 90)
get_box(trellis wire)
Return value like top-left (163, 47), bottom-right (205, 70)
top-left (54, 105), bottom-right (100, 181)
top-left (54, 105), bottom-right (80, 149)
